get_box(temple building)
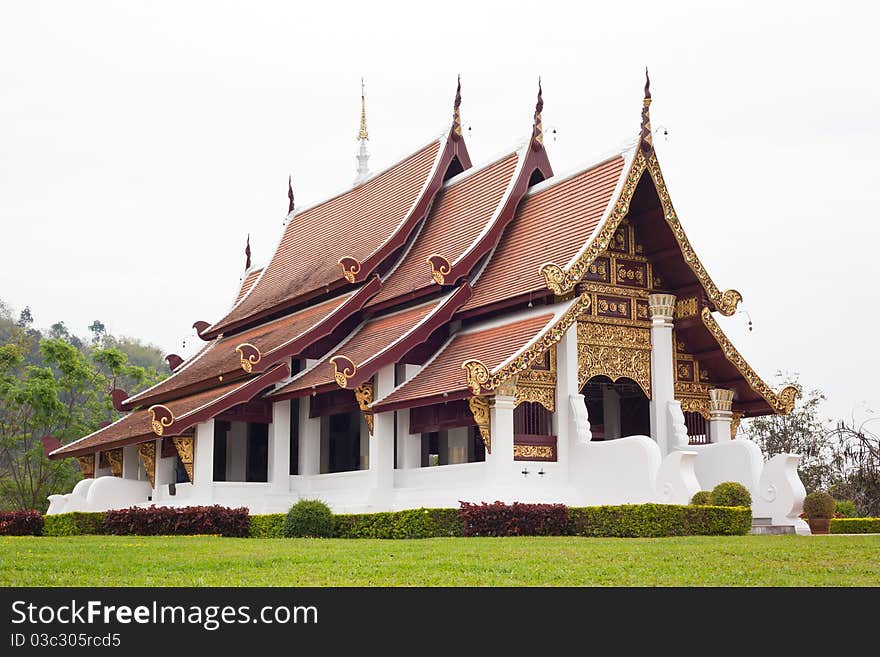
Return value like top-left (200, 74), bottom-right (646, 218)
top-left (47, 75), bottom-right (808, 531)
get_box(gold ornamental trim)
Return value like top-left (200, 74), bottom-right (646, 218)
top-left (577, 320), bottom-right (652, 397)
top-left (468, 395), bottom-right (491, 453)
top-left (354, 380), bottom-right (375, 435)
top-left (138, 441), bottom-right (156, 488)
top-left (700, 307), bottom-right (798, 414)
top-left (330, 355), bottom-right (357, 388)
top-left (513, 444), bottom-right (554, 460)
top-left (538, 149), bottom-right (741, 316)
top-left (515, 347), bottom-right (557, 413)
top-left (461, 294), bottom-right (592, 395)
top-left (77, 454), bottom-right (95, 479)
top-left (172, 436), bottom-right (194, 482)
top-left (678, 396), bottom-right (711, 419)
top-left (106, 449), bottom-right (123, 477)
top-left (426, 254), bottom-right (452, 285)
top-left (235, 342), bottom-right (262, 373)
top-left (338, 257), bottom-right (362, 283)
top-left (148, 405), bottom-right (175, 436)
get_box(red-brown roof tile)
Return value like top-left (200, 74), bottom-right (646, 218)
top-left (463, 154), bottom-right (626, 312)
top-left (234, 267), bottom-right (262, 305)
top-left (373, 313), bottom-right (553, 410)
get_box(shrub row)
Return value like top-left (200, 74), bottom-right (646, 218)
top-left (334, 508), bottom-right (461, 539)
top-left (568, 504), bottom-right (751, 537)
top-left (104, 505), bottom-right (249, 537)
top-left (0, 510), bottom-right (44, 536)
top-left (43, 512), bottom-right (106, 536)
top-left (830, 518), bottom-right (880, 534)
top-left (459, 502), bottom-right (568, 537)
top-left (249, 514), bottom-right (286, 538)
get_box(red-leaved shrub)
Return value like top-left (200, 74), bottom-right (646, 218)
top-left (458, 501), bottom-right (568, 537)
top-left (103, 505), bottom-right (249, 537)
top-left (0, 510), bottom-right (44, 536)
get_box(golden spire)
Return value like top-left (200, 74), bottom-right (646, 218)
top-left (452, 75), bottom-right (462, 139)
top-left (531, 77), bottom-right (544, 151)
top-left (640, 67), bottom-right (653, 154)
top-left (358, 77), bottom-right (369, 141)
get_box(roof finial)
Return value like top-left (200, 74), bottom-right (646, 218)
top-left (288, 175), bottom-right (295, 214)
top-left (245, 234), bottom-right (251, 271)
top-left (355, 77), bottom-right (371, 185)
top-left (452, 74), bottom-right (462, 140)
top-left (531, 77), bottom-right (544, 151)
top-left (640, 67), bottom-right (654, 154)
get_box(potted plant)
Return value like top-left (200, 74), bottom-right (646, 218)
top-left (802, 491), bottom-right (835, 534)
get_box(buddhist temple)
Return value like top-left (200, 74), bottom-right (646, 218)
top-left (46, 74), bottom-right (808, 532)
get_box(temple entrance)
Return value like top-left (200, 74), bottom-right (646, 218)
top-left (321, 410), bottom-right (367, 473)
top-left (582, 376), bottom-right (650, 440)
top-left (212, 420), bottom-right (270, 482)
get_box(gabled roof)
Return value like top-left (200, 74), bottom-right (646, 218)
top-left (204, 132), bottom-right (471, 339)
top-left (50, 364), bottom-right (290, 459)
top-left (461, 152), bottom-right (629, 315)
top-left (123, 278), bottom-right (380, 410)
top-left (272, 286), bottom-right (471, 398)
top-left (234, 267), bottom-right (263, 306)
top-left (372, 310), bottom-right (560, 412)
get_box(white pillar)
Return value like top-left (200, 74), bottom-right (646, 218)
top-left (602, 386), bottom-right (621, 439)
top-left (298, 397), bottom-right (321, 475)
top-left (122, 445), bottom-right (139, 479)
top-left (269, 399), bottom-right (291, 492)
top-left (487, 384), bottom-right (517, 484)
top-left (648, 293), bottom-right (676, 456)
top-left (554, 326), bottom-right (578, 480)
top-left (193, 419), bottom-right (215, 500)
top-left (396, 408), bottom-right (422, 469)
top-left (369, 364), bottom-right (395, 498)
top-left (708, 388), bottom-right (734, 443)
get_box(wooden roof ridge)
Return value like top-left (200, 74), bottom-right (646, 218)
top-left (538, 74), bottom-right (743, 317)
top-left (698, 307), bottom-right (798, 416)
top-left (426, 87), bottom-right (554, 287)
top-left (50, 363), bottom-right (290, 459)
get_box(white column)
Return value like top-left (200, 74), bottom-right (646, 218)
top-left (193, 419), bottom-right (215, 500)
top-left (298, 397), bottom-right (321, 475)
top-left (122, 445), bottom-right (139, 479)
top-left (396, 408), bottom-right (422, 469)
top-left (487, 383), bottom-right (517, 484)
top-left (369, 364), bottom-right (395, 497)
top-left (554, 325), bottom-right (578, 481)
top-left (602, 386), bottom-right (621, 439)
top-left (708, 388), bottom-right (734, 443)
top-left (269, 399), bottom-right (291, 492)
top-left (648, 293), bottom-right (676, 457)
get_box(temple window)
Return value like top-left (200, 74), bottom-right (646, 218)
top-left (212, 420), bottom-right (269, 482)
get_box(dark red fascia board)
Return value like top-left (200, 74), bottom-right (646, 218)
top-left (121, 278), bottom-right (381, 412)
top-left (436, 146), bottom-right (553, 286)
top-left (339, 282), bottom-right (473, 389)
top-left (203, 134), bottom-right (471, 340)
top-left (52, 364), bottom-right (290, 459)
top-left (341, 132), bottom-right (472, 285)
top-left (372, 388), bottom-right (471, 414)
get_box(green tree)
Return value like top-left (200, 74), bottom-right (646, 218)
top-left (827, 416), bottom-right (880, 517)
top-left (0, 336), bottom-right (163, 512)
top-left (745, 374), bottom-right (833, 493)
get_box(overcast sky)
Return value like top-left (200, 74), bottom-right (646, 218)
top-left (1, 1), bottom-right (877, 422)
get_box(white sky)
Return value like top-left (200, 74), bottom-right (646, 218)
top-left (1, 1), bottom-right (877, 421)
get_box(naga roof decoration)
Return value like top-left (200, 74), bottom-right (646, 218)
top-left (204, 83), bottom-right (472, 340)
top-left (699, 307), bottom-right (798, 415)
top-left (272, 287), bottom-right (471, 398)
top-left (50, 363), bottom-right (290, 459)
top-left (371, 309), bottom-right (561, 412)
top-left (538, 71), bottom-right (742, 317)
top-left (122, 279), bottom-right (380, 411)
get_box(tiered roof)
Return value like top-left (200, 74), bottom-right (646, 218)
top-left (50, 75), bottom-right (795, 461)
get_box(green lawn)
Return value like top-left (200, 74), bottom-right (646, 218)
top-left (2, 534), bottom-right (878, 586)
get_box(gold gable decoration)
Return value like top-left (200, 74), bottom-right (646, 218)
top-left (539, 149), bottom-right (741, 317)
top-left (514, 347), bottom-right (557, 413)
top-left (468, 396), bottom-right (491, 453)
top-left (138, 441), bottom-right (156, 488)
top-left (106, 449), bottom-right (123, 477)
top-left (77, 454), bottom-right (95, 479)
top-left (172, 437), bottom-right (194, 482)
top-left (577, 320), bottom-right (651, 397)
top-left (354, 380), bottom-right (375, 435)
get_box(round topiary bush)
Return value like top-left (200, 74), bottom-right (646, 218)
top-left (802, 491), bottom-right (835, 519)
top-left (283, 499), bottom-right (334, 538)
top-left (709, 482), bottom-right (751, 507)
top-left (690, 491), bottom-right (712, 506)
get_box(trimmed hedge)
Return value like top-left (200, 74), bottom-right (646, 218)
top-left (284, 499), bottom-right (334, 538)
top-left (0, 510), bottom-right (43, 536)
top-left (709, 482), bottom-right (752, 507)
top-left (335, 508), bottom-right (461, 539)
top-left (43, 512), bottom-right (105, 536)
top-left (249, 514), bottom-right (286, 538)
top-left (830, 518), bottom-right (880, 534)
top-left (103, 505), bottom-right (249, 537)
top-left (568, 503), bottom-right (752, 537)
top-left (459, 501), bottom-right (569, 537)
top-left (690, 491), bottom-right (712, 506)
